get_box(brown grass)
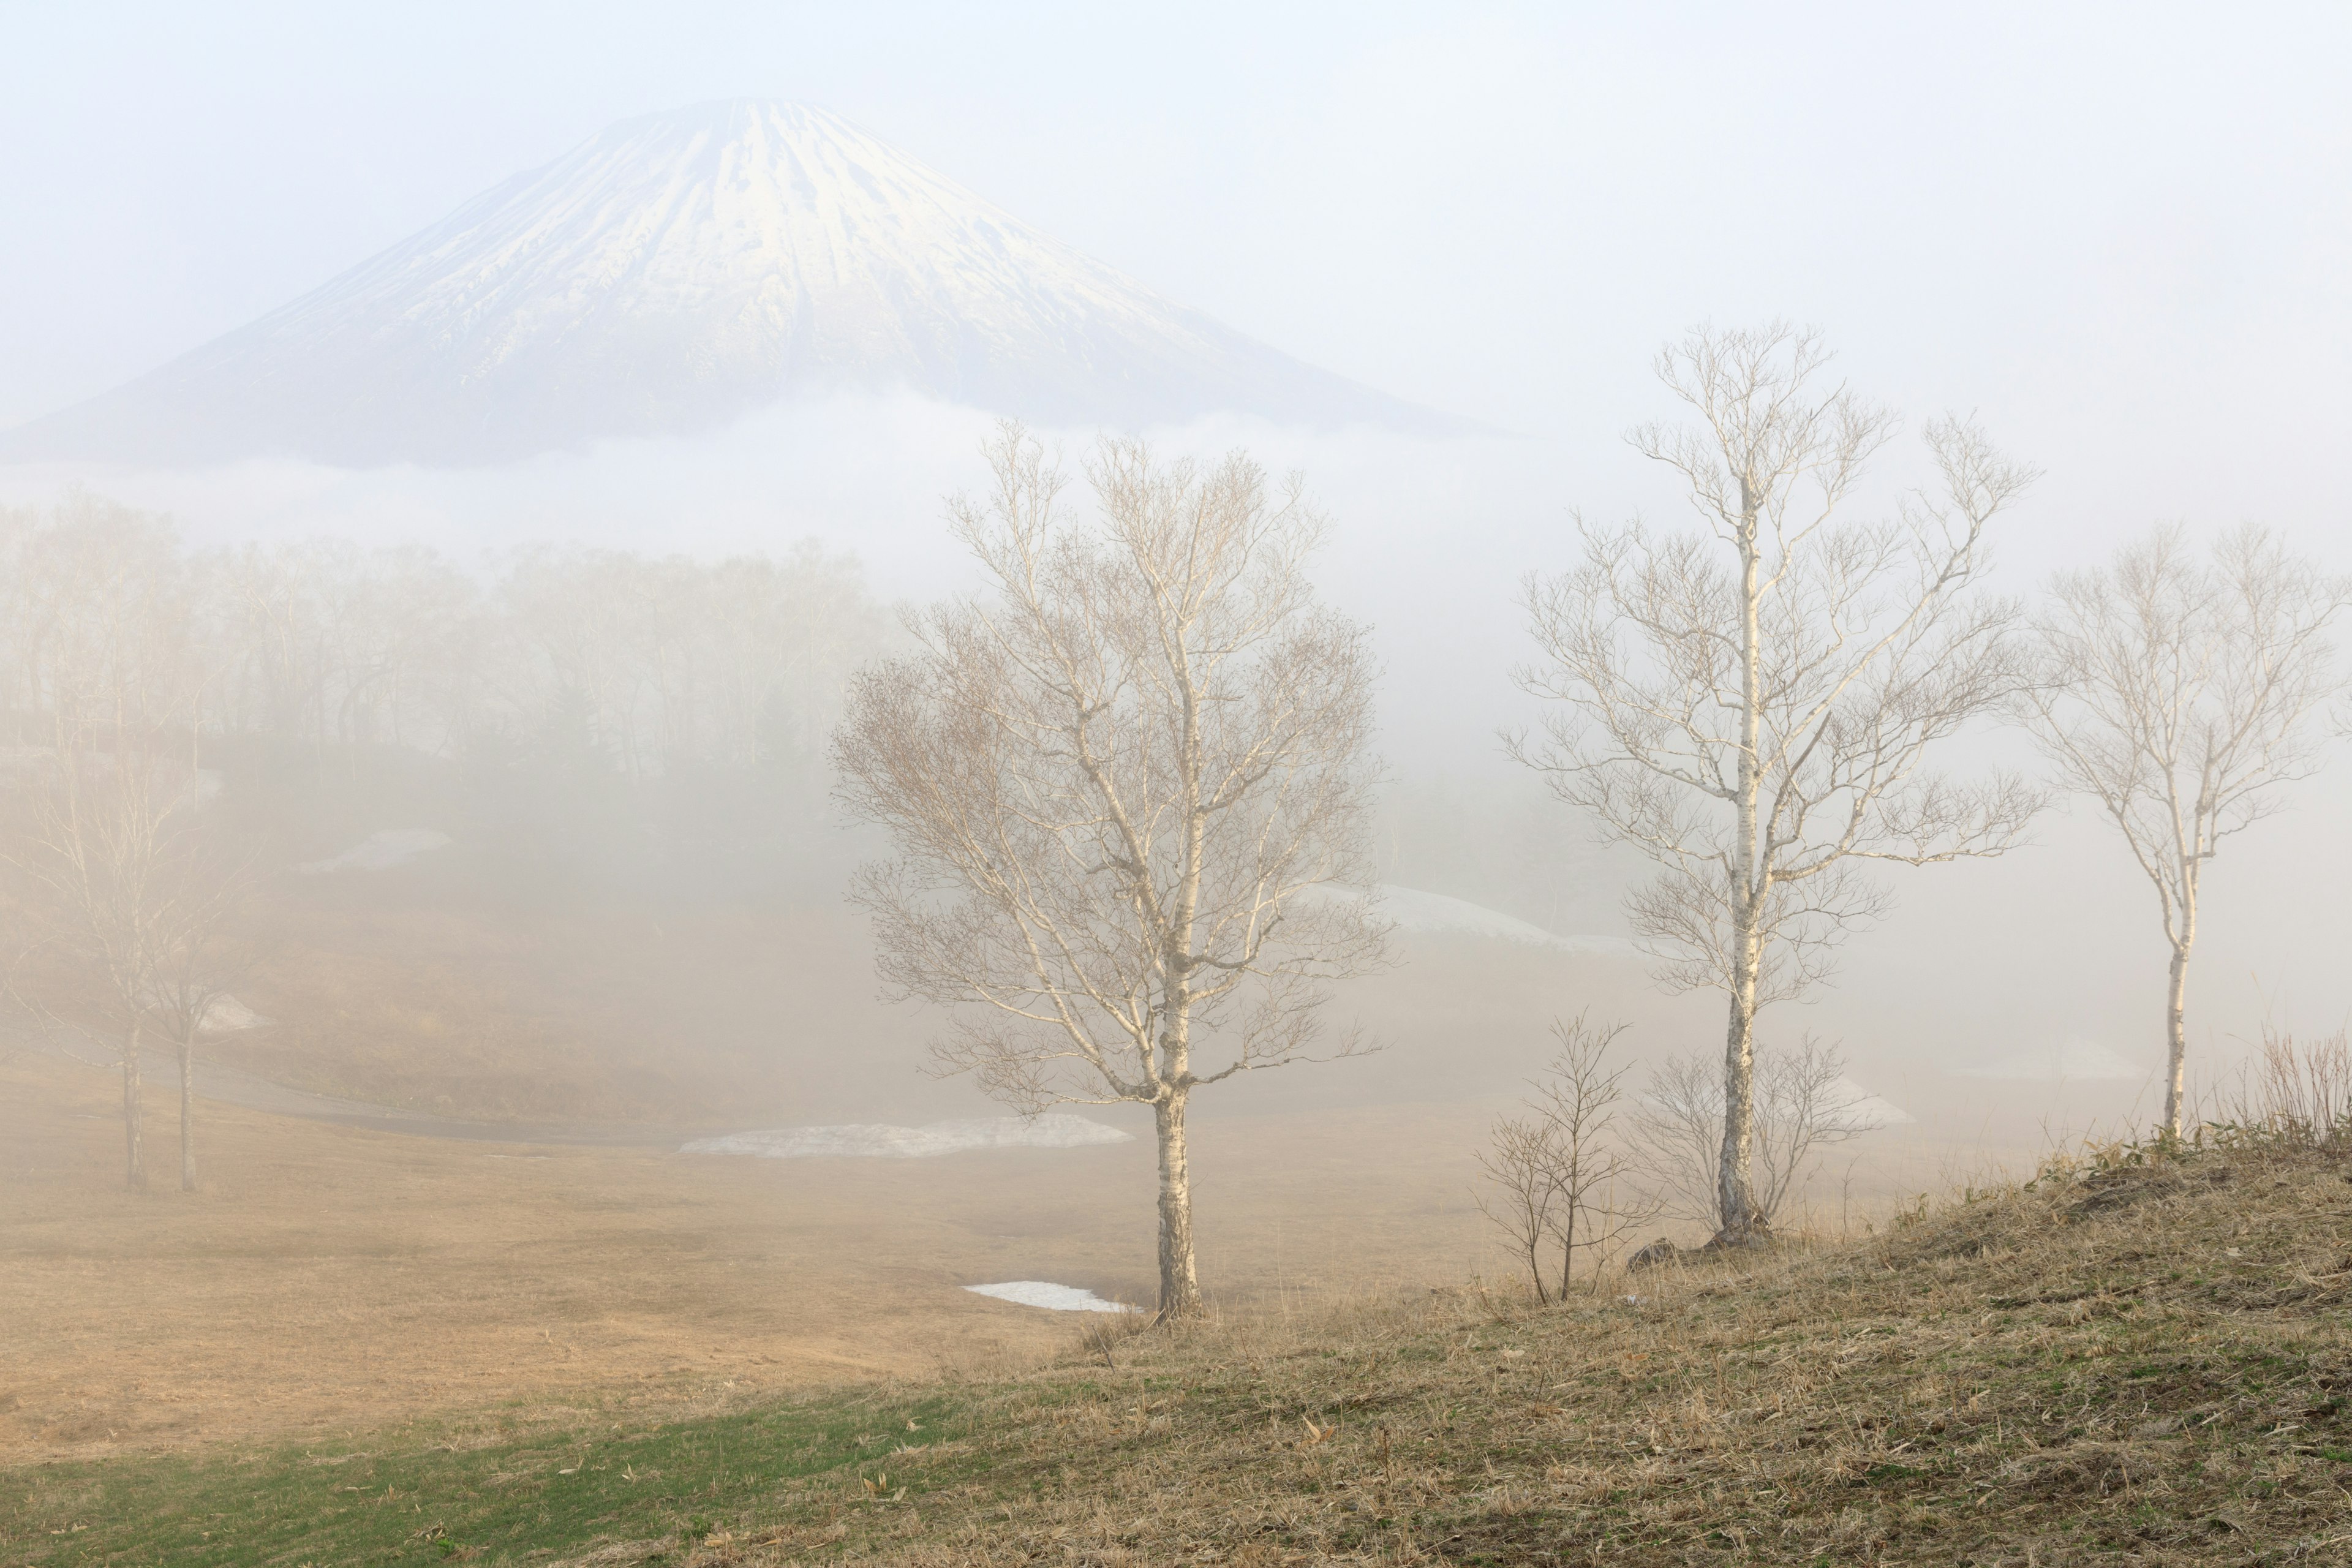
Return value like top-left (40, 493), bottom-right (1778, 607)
top-left (620, 1134), bottom-right (2352, 1565)
top-left (12, 878), bottom-right (2301, 1561)
top-left (0, 1050), bottom-right (1499, 1466)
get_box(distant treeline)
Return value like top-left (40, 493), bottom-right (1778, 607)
top-left (0, 492), bottom-right (892, 780)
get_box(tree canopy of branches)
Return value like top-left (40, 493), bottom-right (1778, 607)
top-left (833, 426), bottom-right (1387, 1318)
top-left (1510, 324), bottom-right (2040, 1242)
top-left (2021, 523), bottom-right (2350, 1136)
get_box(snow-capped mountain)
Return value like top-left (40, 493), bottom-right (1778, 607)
top-left (2, 101), bottom-right (1451, 467)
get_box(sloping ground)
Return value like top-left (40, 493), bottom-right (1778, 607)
top-left (8, 1136), bottom-right (2350, 1565)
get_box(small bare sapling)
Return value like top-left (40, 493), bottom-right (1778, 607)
top-left (1475, 1014), bottom-right (1651, 1300)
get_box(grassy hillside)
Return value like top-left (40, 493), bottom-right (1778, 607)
top-left (8, 1131), bottom-right (2350, 1566)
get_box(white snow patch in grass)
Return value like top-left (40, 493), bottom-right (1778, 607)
top-left (135, 989), bottom-right (270, 1032)
top-left (963, 1281), bottom-right (1135, 1313)
top-left (681, 1113), bottom-right (1133, 1160)
top-left (300, 829), bottom-right (452, 873)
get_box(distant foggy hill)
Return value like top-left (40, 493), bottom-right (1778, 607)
top-left (2, 100), bottom-right (1458, 469)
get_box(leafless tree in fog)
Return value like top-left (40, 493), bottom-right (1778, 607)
top-left (1529, 1016), bottom-right (1654, 1285)
top-left (1475, 1013), bottom-right (1649, 1301)
top-left (1510, 324), bottom-right (2040, 1243)
top-left (493, 543), bottom-right (884, 775)
top-left (2020, 524), bottom-right (2350, 1137)
top-left (1628, 1036), bottom-right (1882, 1232)
top-left (129, 842), bottom-right (255, 1196)
top-left (1476, 1112), bottom-right (1561, 1302)
top-left (0, 501), bottom-right (245, 1189)
top-left (833, 424), bottom-right (1388, 1319)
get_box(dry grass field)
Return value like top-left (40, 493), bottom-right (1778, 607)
top-left (8, 1112), bottom-right (2350, 1564)
top-left (0, 1047), bottom-right (1501, 1467)
top-left (741, 1132), bottom-right (2352, 1565)
top-left (0, 889), bottom-right (2118, 1471)
top-left (0, 867), bottom-right (2215, 1563)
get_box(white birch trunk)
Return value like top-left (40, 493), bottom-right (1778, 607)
top-left (121, 1021), bottom-right (146, 1189)
top-left (1153, 1090), bottom-right (1201, 1318)
top-left (1717, 478), bottom-right (1766, 1241)
top-left (2164, 901), bottom-right (2196, 1139)
top-left (1718, 921), bottom-right (1763, 1238)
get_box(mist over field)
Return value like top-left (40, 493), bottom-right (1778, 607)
top-left (5, 7), bottom-right (2352, 1561)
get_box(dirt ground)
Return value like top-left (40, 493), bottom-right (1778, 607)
top-left (0, 1049), bottom-right (1500, 1464)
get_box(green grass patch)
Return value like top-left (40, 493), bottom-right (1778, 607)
top-left (0, 1393), bottom-right (965, 1567)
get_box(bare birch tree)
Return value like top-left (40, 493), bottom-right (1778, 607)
top-left (13, 753), bottom-right (254, 1194)
top-left (131, 839), bottom-right (255, 1194)
top-left (1510, 324), bottom-right (2040, 1243)
top-left (2020, 524), bottom-right (2349, 1137)
top-left (833, 424), bottom-right (1387, 1318)
top-left (0, 503), bottom-right (205, 1186)
top-left (0, 501), bottom-right (265, 1192)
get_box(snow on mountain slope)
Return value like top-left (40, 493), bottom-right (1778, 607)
top-left (2, 101), bottom-right (1453, 468)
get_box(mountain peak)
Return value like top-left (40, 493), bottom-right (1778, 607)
top-left (2, 102), bottom-right (1452, 469)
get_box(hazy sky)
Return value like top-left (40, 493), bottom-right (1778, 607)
top-left (4, 1), bottom-right (2350, 1102)
top-left (5, 1), bottom-right (2349, 552)
top-left (8, 0), bottom-right (2347, 790)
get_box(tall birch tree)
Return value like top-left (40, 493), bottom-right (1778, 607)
top-left (2021, 523), bottom-right (2348, 1137)
top-left (0, 502), bottom-right (215, 1188)
top-left (1511, 325), bottom-right (2040, 1243)
top-left (833, 426), bottom-right (1386, 1318)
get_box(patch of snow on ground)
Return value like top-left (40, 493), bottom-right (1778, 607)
top-left (682, 1113), bottom-right (1133, 1160)
top-left (963, 1281), bottom-right (1135, 1313)
top-left (199, 994), bottom-right (270, 1033)
top-left (300, 829), bottom-right (452, 873)
top-left (1835, 1077), bottom-right (1914, 1125)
